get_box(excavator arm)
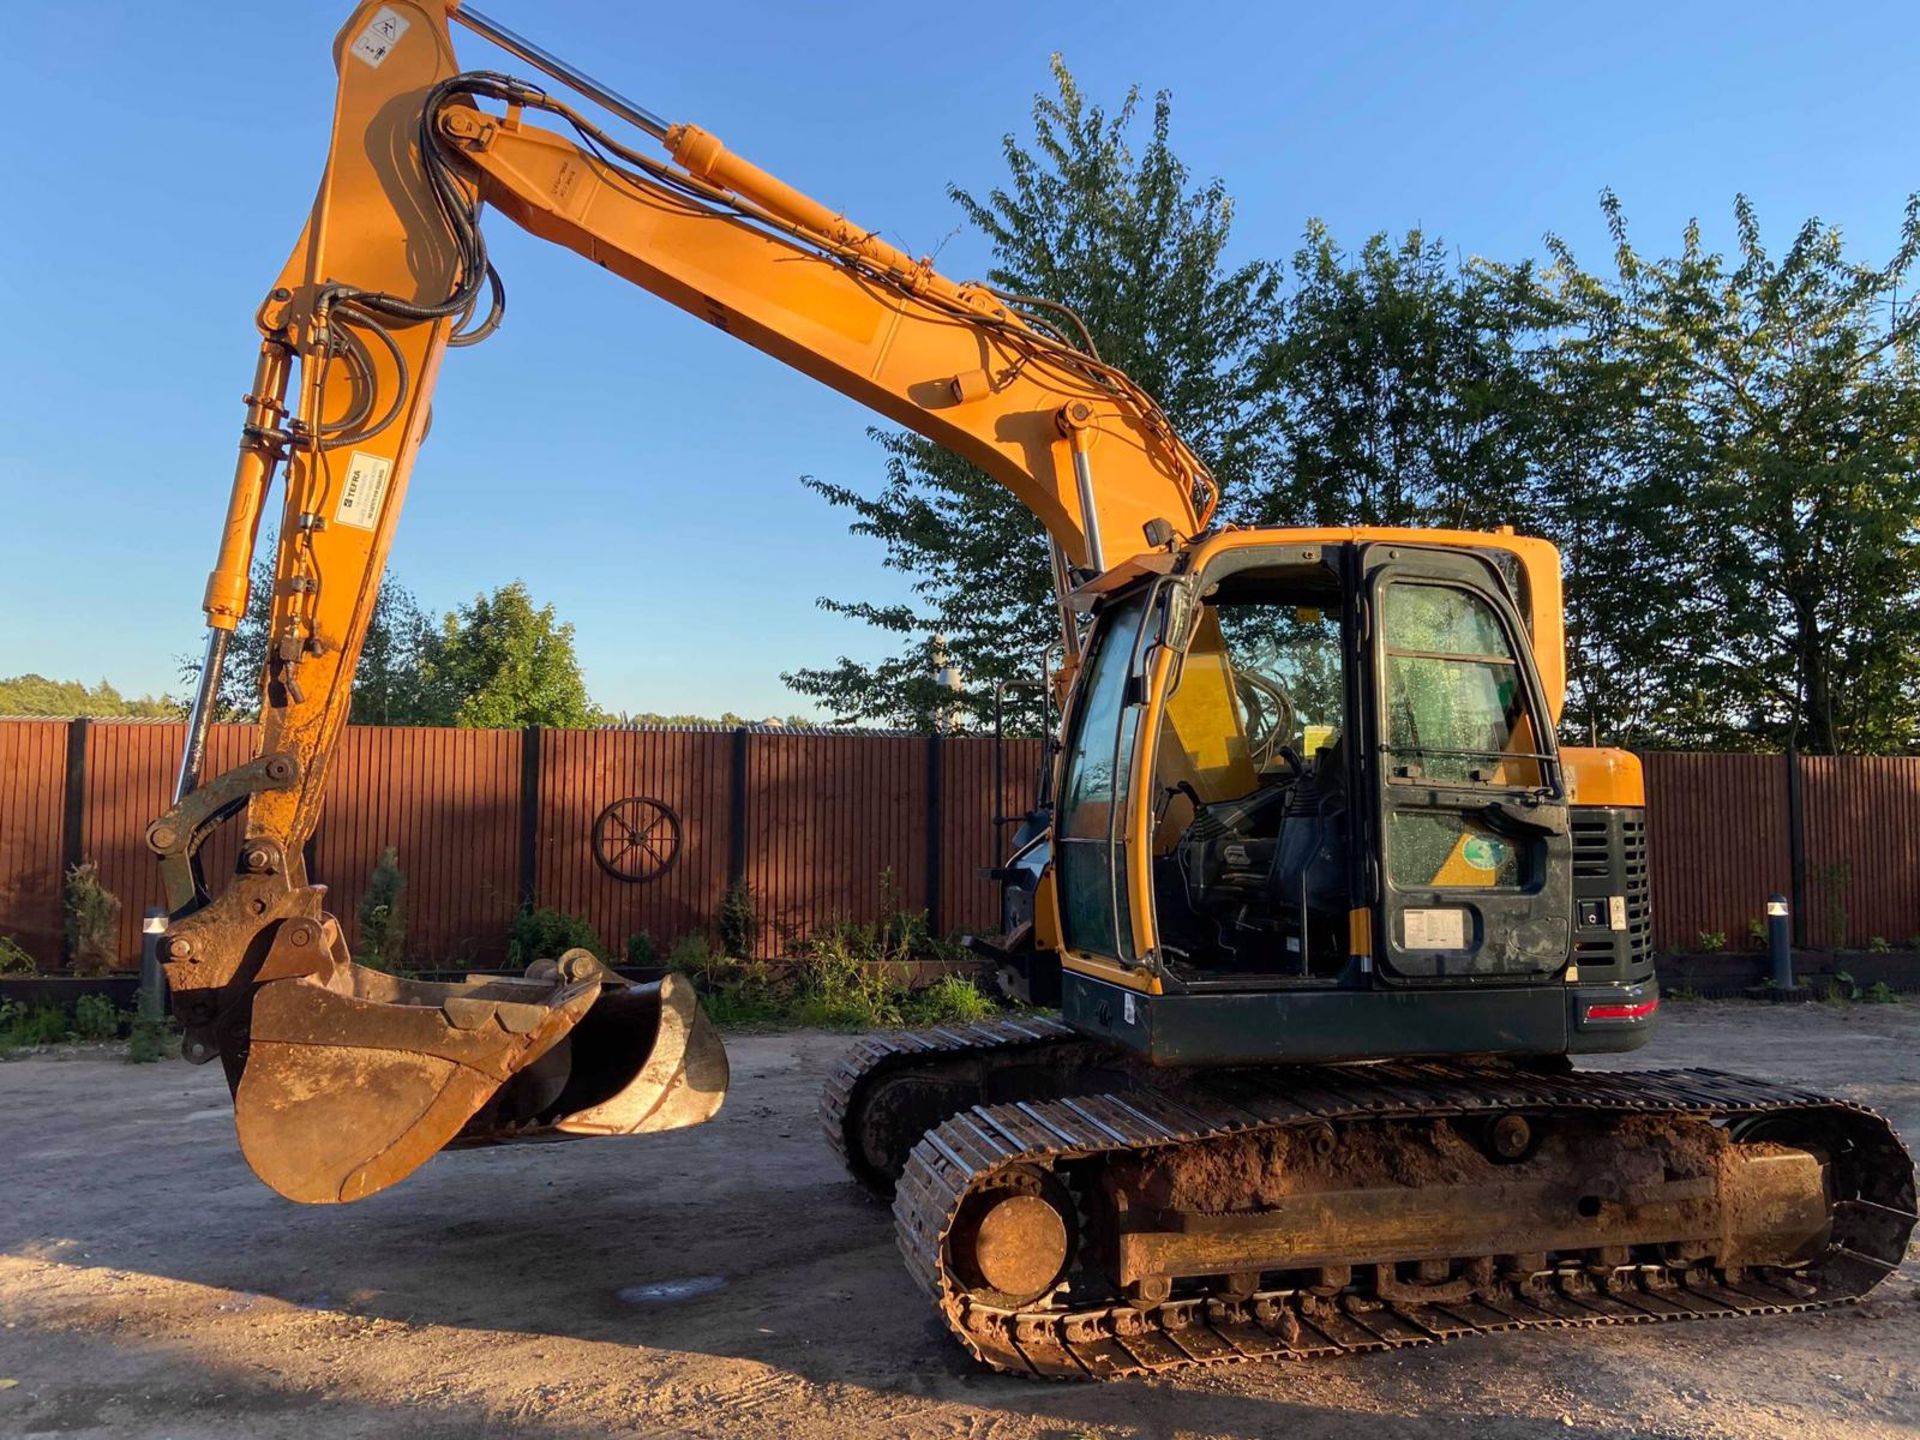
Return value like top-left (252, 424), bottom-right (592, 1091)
top-left (154, 0), bottom-right (1211, 1203)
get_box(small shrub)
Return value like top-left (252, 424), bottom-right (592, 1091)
top-left (1694, 931), bottom-right (1726, 954)
top-left (788, 928), bottom-right (906, 1028)
top-left (1825, 970), bottom-right (1861, 1003)
top-left (625, 931), bottom-right (658, 967)
top-left (127, 1009), bottom-right (175, 1063)
top-left (668, 930), bottom-right (718, 973)
top-left (670, 932), bottom-right (784, 1025)
top-left (718, 881), bottom-right (758, 959)
top-left (1867, 935), bottom-right (1892, 954)
top-left (904, 974), bottom-right (997, 1025)
top-left (356, 846), bottom-right (407, 972)
top-left (506, 906), bottom-right (605, 966)
top-left (1666, 984), bottom-right (1702, 1003)
top-left (0, 935), bottom-right (38, 975)
top-left (1745, 917), bottom-right (1767, 951)
top-left (72, 993), bottom-right (121, 1041)
top-left (64, 861), bottom-right (122, 976)
top-left (1864, 981), bottom-right (1899, 1004)
top-left (1, 1003), bottom-right (74, 1049)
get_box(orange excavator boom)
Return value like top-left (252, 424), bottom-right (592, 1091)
top-left (156, 0), bottom-right (1214, 1204)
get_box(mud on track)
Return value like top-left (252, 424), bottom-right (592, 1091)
top-left (2, 1001), bottom-right (1918, 1439)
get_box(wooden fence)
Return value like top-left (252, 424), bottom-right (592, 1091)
top-left (4, 719), bottom-right (1917, 969)
top-left (0, 719), bottom-right (1041, 969)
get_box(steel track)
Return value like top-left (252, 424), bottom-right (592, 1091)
top-left (865, 1049), bottom-right (1915, 1380)
top-left (820, 1015), bottom-right (1091, 1195)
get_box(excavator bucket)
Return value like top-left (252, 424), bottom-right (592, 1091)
top-left (231, 942), bottom-right (727, 1204)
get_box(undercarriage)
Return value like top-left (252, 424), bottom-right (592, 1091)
top-left (824, 1024), bottom-right (1915, 1380)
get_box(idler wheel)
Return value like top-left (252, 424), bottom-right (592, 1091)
top-left (974, 1196), bottom-right (1067, 1298)
top-left (949, 1165), bottom-right (1076, 1307)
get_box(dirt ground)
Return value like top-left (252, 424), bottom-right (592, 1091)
top-left (2, 1001), bottom-right (1917, 1440)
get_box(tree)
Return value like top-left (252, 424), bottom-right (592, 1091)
top-left (0, 674), bottom-right (174, 717)
top-left (349, 582), bottom-right (435, 725)
top-left (785, 58), bottom-right (1280, 729)
top-left (176, 534), bottom-right (434, 725)
top-left (1525, 192), bottom-right (1920, 752)
top-left (1247, 225), bottom-right (1549, 531)
top-left (425, 581), bottom-right (601, 728)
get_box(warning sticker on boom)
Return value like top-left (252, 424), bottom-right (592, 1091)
top-left (1403, 907), bottom-right (1468, 951)
top-left (350, 7), bottom-right (410, 68)
top-left (334, 451), bottom-right (394, 532)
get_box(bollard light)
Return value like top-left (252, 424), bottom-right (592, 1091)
top-left (1766, 893), bottom-right (1794, 992)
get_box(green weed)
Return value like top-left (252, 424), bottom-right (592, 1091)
top-left (904, 974), bottom-right (999, 1025)
top-left (718, 881), bottom-right (758, 959)
top-left (0, 1003), bottom-right (75, 1050)
top-left (72, 993), bottom-right (121, 1040)
top-left (0, 935), bottom-right (38, 975)
top-left (63, 861), bottom-right (121, 976)
top-left (357, 847), bottom-right (407, 972)
top-left (506, 906), bottom-right (605, 966)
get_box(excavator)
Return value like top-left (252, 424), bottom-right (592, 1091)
top-left (155, 0), bottom-right (1913, 1380)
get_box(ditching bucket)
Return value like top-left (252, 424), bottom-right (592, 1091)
top-left (232, 945), bottom-right (728, 1204)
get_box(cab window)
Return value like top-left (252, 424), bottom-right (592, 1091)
top-left (1383, 583), bottom-right (1541, 788)
top-left (1056, 592), bottom-right (1149, 959)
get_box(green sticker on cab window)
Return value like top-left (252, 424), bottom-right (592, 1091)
top-left (1462, 835), bottom-right (1505, 871)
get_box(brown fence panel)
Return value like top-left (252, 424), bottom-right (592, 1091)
top-left (745, 731), bottom-right (928, 957)
top-left (939, 735), bottom-right (1046, 936)
top-left (0, 721), bottom-right (70, 962)
top-left (81, 721), bottom-right (255, 966)
top-left (537, 727), bottom-right (734, 961)
top-left (1642, 751), bottom-right (1790, 953)
top-left (311, 725), bottom-right (522, 965)
top-left (1800, 756), bottom-right (1920, 948)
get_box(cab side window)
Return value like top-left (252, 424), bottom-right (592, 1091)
top-left (1383, 583), bottom-right (1540, 788)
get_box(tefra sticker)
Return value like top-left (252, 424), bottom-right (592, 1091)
top-left (350, 7), bottom-right (410, 67)
top-left (334, 451), bottom-right (394, 531)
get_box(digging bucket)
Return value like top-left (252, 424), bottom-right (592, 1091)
top-left (231, 947), bottom-right (728, 1203)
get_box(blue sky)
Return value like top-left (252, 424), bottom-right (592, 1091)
top-left (3, 1), bottom-right (1914, 718)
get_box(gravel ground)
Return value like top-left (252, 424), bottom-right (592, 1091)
top-left (1, 999), bottom-right (1917, 1439)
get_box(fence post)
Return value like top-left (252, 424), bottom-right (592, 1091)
top-left (59, 717), bottom-right (89, 967)
top-left (518, 725), bottom-right (542, 910)
top-left (727, 727), bottom-right (750, 889)
top-left (1785, 742), bottom-right (1808, 949)
top-left (926, 732), bottom-right (944, 935)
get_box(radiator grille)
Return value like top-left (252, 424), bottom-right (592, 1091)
top-left (1571, 810), bottom-right (1652, 967)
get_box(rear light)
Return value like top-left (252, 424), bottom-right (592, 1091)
top-left (1584, 998), bottom-right (1658, 1022)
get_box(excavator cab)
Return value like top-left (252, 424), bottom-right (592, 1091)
top-left (1040, 531), bottom-right (1641, 1066)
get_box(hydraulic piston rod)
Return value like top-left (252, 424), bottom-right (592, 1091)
top-left (449, 3), bottom-right (670, 140)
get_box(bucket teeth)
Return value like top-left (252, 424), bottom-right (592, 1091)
top-left (231, 962), bottom-right (728, 1205)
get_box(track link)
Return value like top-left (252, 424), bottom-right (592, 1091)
top-left (893, 1063), bottom-right (1916, 1379)
top-left (821, 1016), bottom-right (1101, 1194)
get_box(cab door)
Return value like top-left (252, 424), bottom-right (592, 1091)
top-left (1360, 545), bottom-right (1572, 981)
